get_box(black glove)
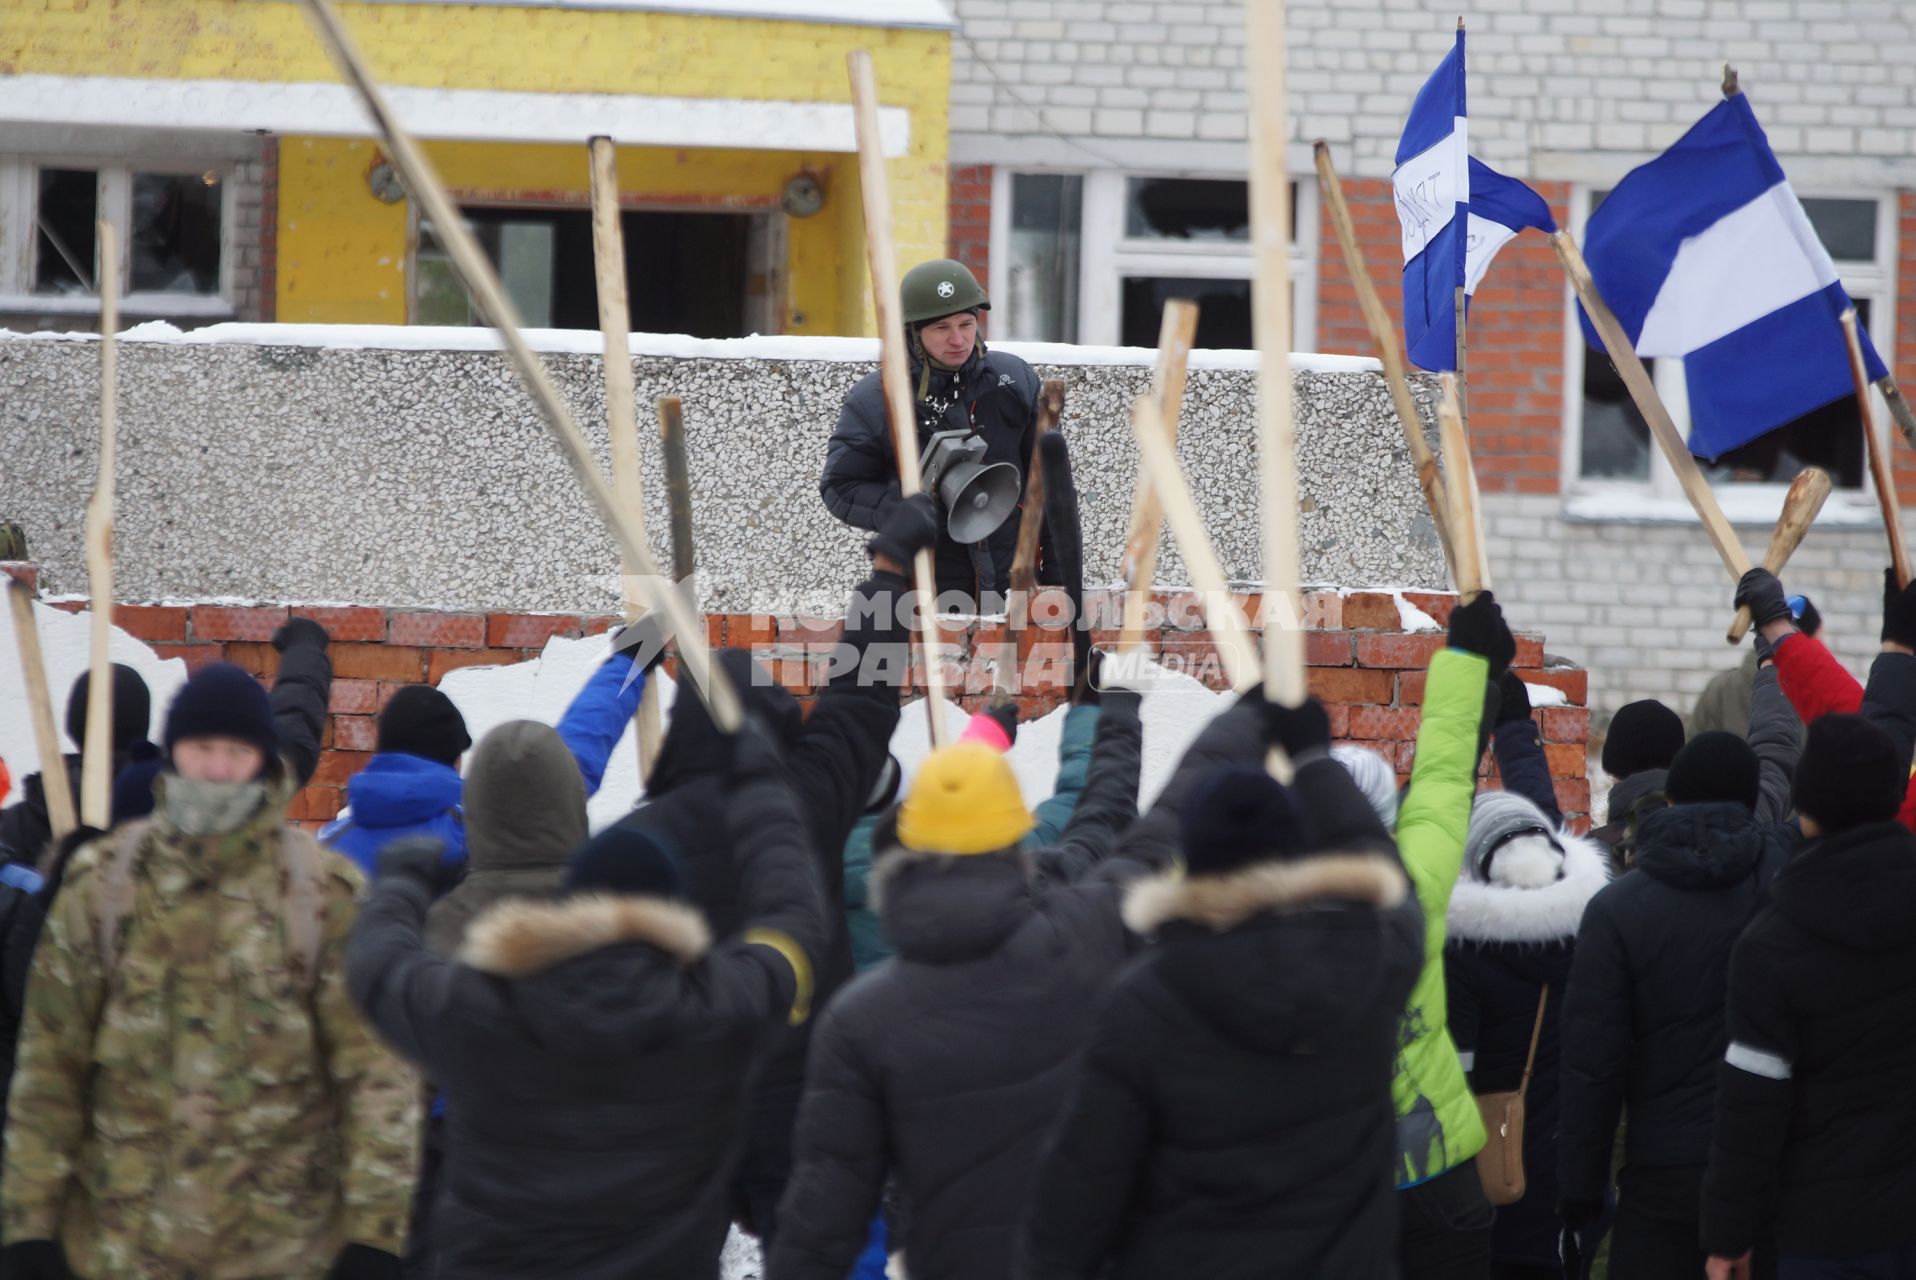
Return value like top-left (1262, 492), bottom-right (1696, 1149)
top-left (272, 616), bottom-right (331, 653)
top-left (2, 1241), bottom-right (71, 1280)
top-left (867, 492), bottom-right (938, 566)
top-left (1735, 567), bottom-right (1793, 629)
top-left (1557, 1199), bottom-right (1603, 1278)
top-left (1252, 691), bottom-right (1332, 759)
top-left (608, 612), bottom-right (673, 673)
top-left (725, 714), bottom-right (784, 780)
top-left (1071, 649), bottom-right (1106, 706)
top-left (1883, 568), bottom-right (1916, 650)
top-left (326, 1244), bottom-right (403, 1280)
top-left (1494, 670), bottom-right (1532, 727)
top-left (1447, 591), bottom-right (1516, 678)
top-left (375, 836), bottom-right (463, 897)
top-left (982, 699), bottom-right (1019, 746)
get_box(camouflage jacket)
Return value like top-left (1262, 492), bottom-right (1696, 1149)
top-left (1, 775), bottom-right (421, 1279)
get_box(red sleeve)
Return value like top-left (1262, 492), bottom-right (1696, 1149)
top-left (1772, 633), bottom-right (1863, 722)
top-left (1899, 773), bottom-right (1916, 835)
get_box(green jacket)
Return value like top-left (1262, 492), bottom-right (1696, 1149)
top-left (843, 704), bottom-right (1102, 972)
top-left (1391, 647), bottom-right (1490, 1186)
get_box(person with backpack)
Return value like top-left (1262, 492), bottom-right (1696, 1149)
top-left (1, 655), bottom-right (421, 1280)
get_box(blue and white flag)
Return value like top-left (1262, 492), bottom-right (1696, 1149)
top-left (1580, 93), bottom-right (1886, 461)
top-left (1394, 29), bottom-right (1556, 371)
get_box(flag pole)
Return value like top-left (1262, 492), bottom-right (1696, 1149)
top-left (1311, 141), bottom-right (1457, 581)
top-left (1843, 309), bottom-right (1911, 588)
top-left (1552, 229), bottom-right (1753, 582)
top-left (1453, 17), bottom-right (1470, 433)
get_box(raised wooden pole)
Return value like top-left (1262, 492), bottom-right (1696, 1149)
top-left (586, 137), bottom-right (664, 780)
top-left (297, 0), bottom-right (738, 730)
top-left (1312, 141), bottom-right (1456, 579)
top-left (1843, 309), bottom-right (1911, 589)
top-left (1118, 300), bottom-right (1199, 654)
top-left (847, 49), bottom-right (949, 746)
top-left (80, 220), bottom-right (119, 830)
top-left (1727, 467), bottom-right (1832, 643)
top-left (1000, 379), bottom-right (1065, 698)
top-left (1554, 230), bottom-right (1753, 581)
top-left (7, 582), bottom-right (77, 842)
top-left (1437, 373), bottom-right (1489, 603)
top-left (658, 397), bottom-right (696, 588)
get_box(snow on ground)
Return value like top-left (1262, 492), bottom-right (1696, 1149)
top-left (0, 601), bottom-right (187, 781)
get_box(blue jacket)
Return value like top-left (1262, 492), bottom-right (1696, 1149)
top-left (322, 655), bottom-right (647, 876)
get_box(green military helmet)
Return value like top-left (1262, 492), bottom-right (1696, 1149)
top-left (900, 258), bottom-right (990, 325)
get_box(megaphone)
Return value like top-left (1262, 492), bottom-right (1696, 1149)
top-left (920, 429), bottom-right (1021, 544)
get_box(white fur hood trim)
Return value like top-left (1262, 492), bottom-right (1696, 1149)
top-left (1446, 831), bottom-right (1611, 945)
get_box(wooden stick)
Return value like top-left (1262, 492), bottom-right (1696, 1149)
top-left (847, 49), bottom-right (948, 747)
top-left (1129, 395), bottom-right (1259, 693)
top-left (1313, 141), bottom-right (1456, 580)
top-left (1454, 284), bottom-right (1470, 429)
top-left (1118, 300), bottom-right (1199, 653)
top-left (1554, 230), bottom-right (1752, 580)
top-left (7, 582), bottom-right (77, 842)
top-left (79, 220), bottom-right (119, 829)
top-left (586, 137), bottom-right (664, 781)
top-left (1874, 376), bottom-right (1916, 454)
top-left (1727, 467), bottom-right (1831, 643)
top-left (1437, 373), bottom-right (1490, 603)
top-left (999, 379), bottom-right (1065, 699)
top-left (1843, 310), bottom-right (1910, 589)
top-left (658, 397), bottom-right (696, 588)
top-left (297, 0), bottom-right (738, 732)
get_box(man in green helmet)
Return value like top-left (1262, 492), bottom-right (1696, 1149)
top-left (820, 258), bottom-right (1053, 606)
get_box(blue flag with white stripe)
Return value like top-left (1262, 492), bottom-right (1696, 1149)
top-left (1394, 29), bottom-right (1556, 371)
top-left (1580, 93), bottom-right (1886, 461)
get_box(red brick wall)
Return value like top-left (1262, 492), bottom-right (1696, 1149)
top-left (28, 588), bottom-right (1590, 831)
top-left (1315, 176), bottom-right (1572, 496)
top-left (948, 163), bottom-right (991, 285)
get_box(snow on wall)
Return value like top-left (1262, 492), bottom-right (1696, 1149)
top-left (0, 601), bottom-right (188, 781)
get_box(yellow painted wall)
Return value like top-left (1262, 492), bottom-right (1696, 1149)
top-left (5, 1), bottom-right (949, 334)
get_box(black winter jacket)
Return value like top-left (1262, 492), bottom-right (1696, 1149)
top-left (1016, 750), bottom-right (1425, 1280)
top-left (1558, 799), bottom-right (1792, 1205)
top-left (820, 345), bottom-right (1048, 598)
top-left (344, 741), bottom-right (826, 1280)
top-left (769, 695), bottom-right (1156, 1280)
top-left (1701, 820), bottom-right (1916, 1260)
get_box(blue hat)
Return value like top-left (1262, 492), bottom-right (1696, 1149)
top-left (564, 820), bottom-right (683, 899)
top-left (163, 663), bottom-right (277, 765)
top-left (1180, 768), bottom-right (1308, 874)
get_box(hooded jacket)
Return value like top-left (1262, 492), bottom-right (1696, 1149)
top-left (344, 735), bottom-right (825, 1280)
top-left (1016, 750), bottom-right (1425, 1280)
top-left (768, 695), bottom-right (1145, 1280)
top-left (820, 344), bottom-right (1047, 598)
top-left (1701, 820), bottom-right (1916, 1261)
top-left (1772, 634), bottom-right (1916, 833)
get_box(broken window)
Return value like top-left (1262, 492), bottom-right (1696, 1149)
top-left (130, 172), bottom-right (223, 295)
top-left (34, 168), bottom-right (97, 295)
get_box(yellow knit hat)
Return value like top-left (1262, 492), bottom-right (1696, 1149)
top-left (895, 741), bottom-right (1034, 855)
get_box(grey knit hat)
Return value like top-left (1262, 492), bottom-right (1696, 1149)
top-left (1332, 744), bottom-right (1400, 830)
top-left (1465, 789), bottom-right (1563, 885)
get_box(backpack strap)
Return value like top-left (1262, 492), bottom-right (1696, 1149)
top-left (278, 828), bottom-right (328, 998)
top-left (93, 820), bottom-right (149, 972)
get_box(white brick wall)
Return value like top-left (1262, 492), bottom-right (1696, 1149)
top-left (1482, 492), bottom-right (1904, 729)
top-left (950, 0), bottom-right (1916, 187)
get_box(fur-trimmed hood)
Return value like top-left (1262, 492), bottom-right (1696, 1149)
top-left (1122, 852), bottom-right (1409, 937)
top-left (1446, 830), bottom-right (1611, 945)
top-left (462, 894), bottom-right (713, 978)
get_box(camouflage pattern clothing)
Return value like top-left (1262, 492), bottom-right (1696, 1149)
top-left (1, 773), bottom-right (421, 1279)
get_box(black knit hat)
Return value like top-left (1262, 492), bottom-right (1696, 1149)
top-left (564, 821), bottom-right (683, 899)
top-left (1666, 730), bottom-right (1761, 812)
top-left (65, 663), bottom-right (152, 753)
top-left (1180, 768), bottom-right (1308, 875)
top-left (162, 663), bottom-right (277, 763)
top-left (377, 685), bottom-right (472, 768)
top-left (1602, 700), bottom-right (1686, 779)
top-left (1793, 714), bottom-right (1906, 834)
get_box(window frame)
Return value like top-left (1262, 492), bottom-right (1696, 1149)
top-left (0, 156), bottom-right (237, 318)
top-left (1560, 182), bottom-right (1898, 525)
top-left (990, 166), bottom-right (1318, 352)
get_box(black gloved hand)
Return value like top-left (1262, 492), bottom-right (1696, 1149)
top-left (1557, 1200), bottom-right (1603, 1278)
top-left (982, 699), bottom-right (1019, 746)
top-left (272, 616), bottom-right (331, 653)
top-left (2, 1240), bottom-right (71, 1280)
top-left (1883, 568), bottom-right (1916, 650)
top-left (375, 836), bottom-right (463, 897)
top-left (725, 714), bottom-right (784, 781)
top-left (1735, 567), bottom-right (1793, 628)
top-left (325, 1244), bottom-right (403, 1280)
top-left (608, 612), bottom-right (673, 673)
top-left (1252, 691), bottom-right (1332, 759)
top-left (867, 492), bottom-right (939, 566)
top-left (1494, 670), bottom-right (1533, 727)
top-left (1447, 591), bottom-right (1516, 678)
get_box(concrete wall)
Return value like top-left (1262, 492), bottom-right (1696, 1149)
top-left (0, 328), bottom-right (1444, 616)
